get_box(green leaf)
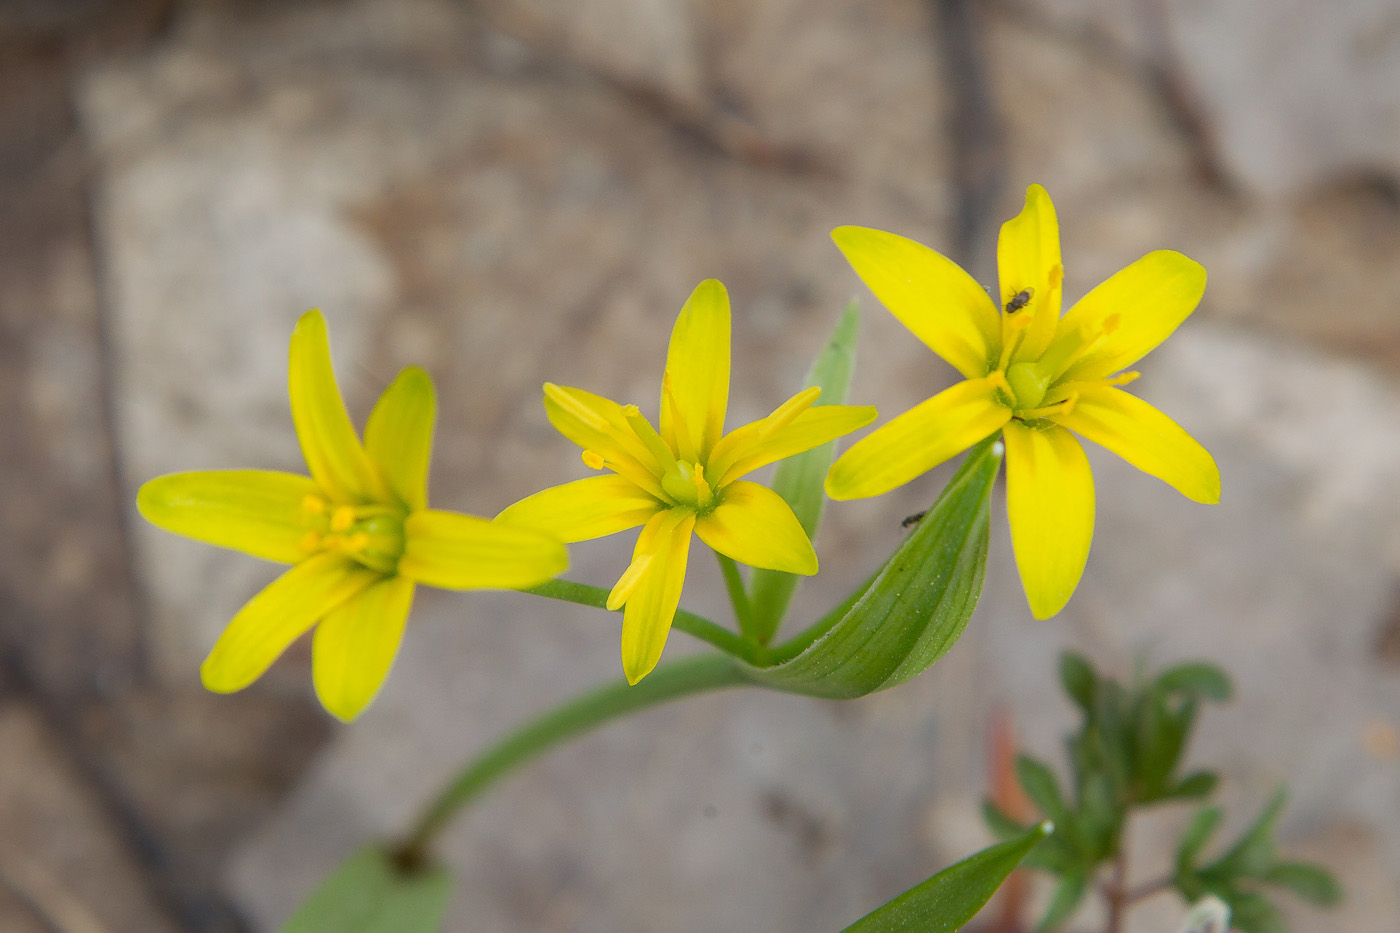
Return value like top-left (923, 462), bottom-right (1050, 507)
top-left (1208, 788), bottom-right (1286, 879)
top-left (1177, 806), bottom-right (1223, 872)
top-left (840, 822), bottom-right (1053, 933)
top-left (1136, 694), bottom-right (1195, 801)
top-left (1165, 771), bottom-right (1219, 801)
top-left (1264, 861), bottom-right (1343, 905)
top-left (1037, 870), bottom-right (1088, 931)
top-left (1222, 890), bottom-right (1286, 933)
top-left (1015, 755), bottom-right (1068, 824)
top-left (281, 846), bottom-right (451, 933)
top-left (747, 438), bottom-right (1000, 698)
top-left (748, 301), bottom-right (861, 644)
top-left (1156, 662), bottom-right (1233, 702)
top-left (1059, 652), bottom-right (1097, 713)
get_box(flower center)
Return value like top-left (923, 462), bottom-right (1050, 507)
top-left (659, 460), bottom-right (717, 513)
top-left (298, 496), bottom-right (406, 574)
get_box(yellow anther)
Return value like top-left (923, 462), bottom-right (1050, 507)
top-left (346, 532), bottom-right (371, 552)
top-left (299, 531), bottom-right (322, 552)
top-left (1020, 393), bottom-right (1079, 421)
top-left (1049, 263), bottom-right (1064, 289)
top-left (1107, 370), bottom-right (1139, 387)
top-left (1102, 313), bottom-right (1121, 335)
top-left (301, 494), bottom-right (327, 515)
top-left (582, 449), bottom-right (607, 470)
top-left (691, 463), bottom-right (715, 509)
top-left (330, 506), bottom-right (356, 532)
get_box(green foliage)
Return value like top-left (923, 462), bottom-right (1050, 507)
top-left (748, 301), bottom-right (861, 643)
top-left (746, 437), bottom-right (998, 698)
top-left (281, 846), bottom-right (451, 933)
top-left (983, 654), bottom-right (1340, 932)
top-left (841, 822), bottom-right (1052, 932)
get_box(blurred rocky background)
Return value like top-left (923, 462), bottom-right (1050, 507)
top-left (2, 0), bottom-right (1399, 930)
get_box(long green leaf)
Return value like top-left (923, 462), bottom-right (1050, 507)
top-left (841, 822), bottom-right (1052, 932)
top-left (747, 437), bottom-right (1000, 698)
top-left (281, 847), bottom-right (451, 933)
top-left (748, 300), bottom-right (861, 643)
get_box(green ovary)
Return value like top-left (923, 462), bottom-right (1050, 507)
top-left (659, 460), bottom-right (717, 512)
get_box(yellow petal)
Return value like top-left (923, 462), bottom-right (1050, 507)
top-left (137, 470), bottom-right (321, 564)
top-left (659, 279), bottom-right (731, 460)
top-left (365, 366), bottom-right (435, 511)
top-left (832, 226), bottom-right (999, 379)
top-left (542, 383), bottom-right (667, 497)
top-left (709, 402), bottom-right (879, 485)
top-left (398, 509), bottom-right (568, 590)
top-left (312, 575), bottom-right (415, 722)
top-left (1003, 420), bottom-right (1094, 620)
top-left (997, 183), bottom-right (1063, 361)
top-left (825, 377), bottom-right (1011, 500)
top-left (1056, 251), bottom-right (1206, 382)
top-left (288, 310), bottom-right (387, 503)
top-left (620, 510), bottom-right (695, 684)
top-left (695, 481), bottom-right (818, 575)
top-left (1052, 384), bottom-right (1219, 504)
top-left (200, 552), bottom-right (378, 693)
top-left (496, 475), bottom-right (663, 543)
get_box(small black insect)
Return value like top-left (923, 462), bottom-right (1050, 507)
top-left (1004, 287), bottom-right (1034, 313)
top-left (901, 510), bottom-right (927, 529)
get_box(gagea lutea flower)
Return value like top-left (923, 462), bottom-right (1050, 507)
top-left (138, 310), bottom-right (567, 721)
top-left (825, 185), bottom-right (1219, 619)
top-left (499, 280), bottom-right (877, 684)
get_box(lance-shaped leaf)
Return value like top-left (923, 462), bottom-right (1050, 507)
top-left (281, 846), bottom-right (450, 933)
top-left (841, 821), bottom-right (1053, 932)
top-left (745, 437), bottom-right (1000, 698)
top-left (747, 301), bottom-right (861, 643)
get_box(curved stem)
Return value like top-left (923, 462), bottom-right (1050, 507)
top-left (397, 653), bottom-right (752, 863)
top-left (714, 553), bottom-right (756, 640)
top-left (525, 579), bottom-right (768, 665)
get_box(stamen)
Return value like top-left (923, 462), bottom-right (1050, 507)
top-left (606, 554), bottom-right (654, 610)
top-left (346, 532), bottom-right (371, 552)
top-left (330, 506), bottom-right (356, 532)
top-left (759, 386), bottom-right (822, 438)
top-left (581, 449), bottom-right (607, 470)
top-left (1049, 263), bottom-right (1064, 290)
top-left (299, 531), bottom-right (322, 552)
top-left (1019, 393), bottom-right (1079, 421)
top-left (301, 494), bottom-right (326, 515)
top-left (622, 404), bottom-right (677, 468)
top-left (691, 463), bottom-right (714, 510)
top-left (1106, 370), bottom-right (1139, 386)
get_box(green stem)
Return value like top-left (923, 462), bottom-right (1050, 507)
top-left (396, 653), bottom-right (751, 861)
top-left (715, 553), bottom-right (757, 640)
top-left (524, 579), bottom-right (768, 665)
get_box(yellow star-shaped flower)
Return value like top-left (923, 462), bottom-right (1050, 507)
top-left (500, 280), bottom-right (877, 684)
top-left (138, 310), bottom-right (567, 721)
top-left (825, 184), bottom-right (1219, 618)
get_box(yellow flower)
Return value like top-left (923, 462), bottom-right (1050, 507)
top-left (499, 280), bottom-right (877, 684)
top-left (138, 310), bottom-right (567, 721)
top-left (825, 185), bottom-right (1219, 619)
